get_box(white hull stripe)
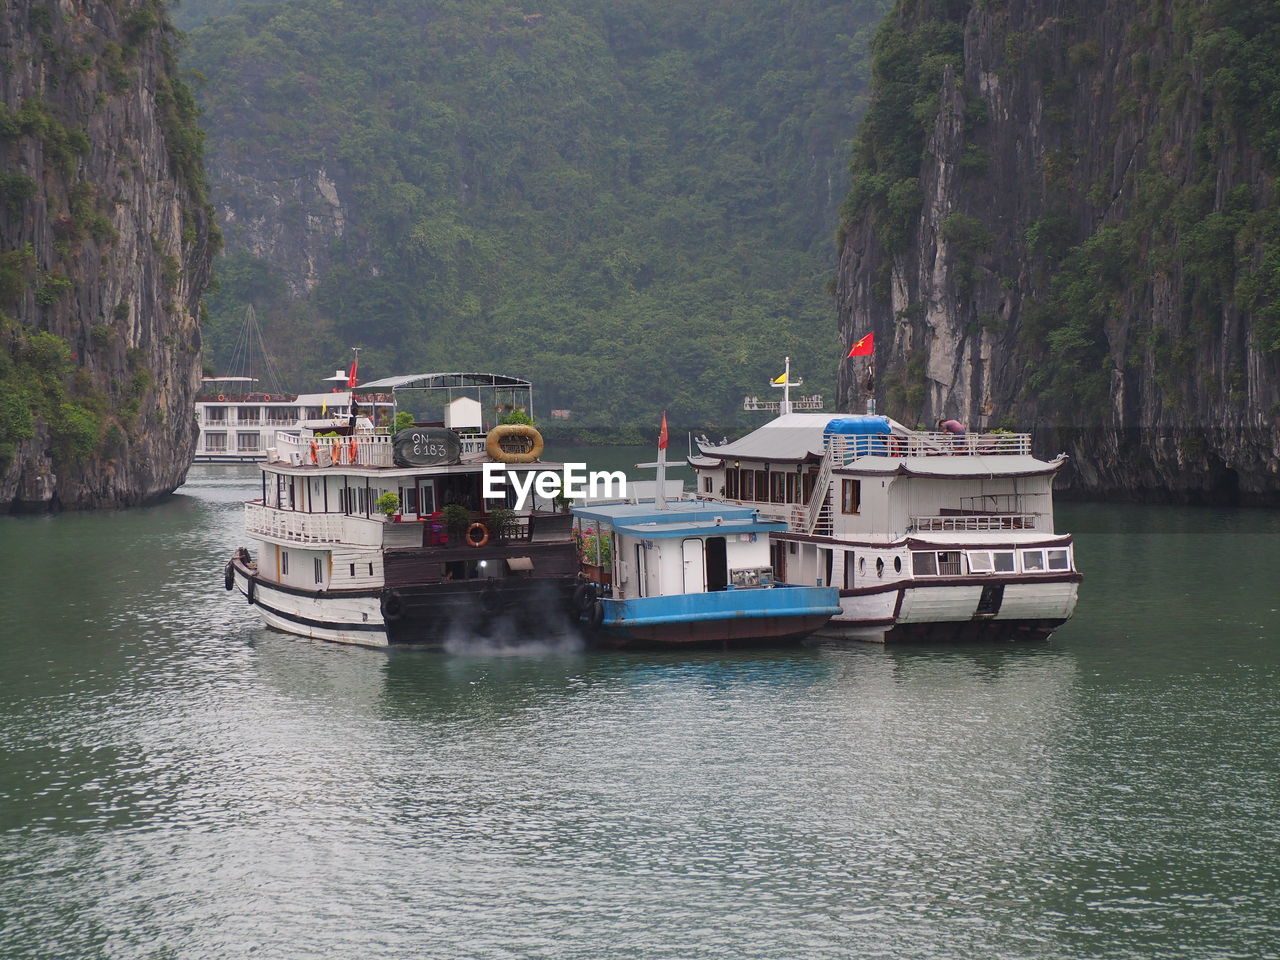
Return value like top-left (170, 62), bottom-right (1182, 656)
top-left (250, 591), bottom-right (386, 633)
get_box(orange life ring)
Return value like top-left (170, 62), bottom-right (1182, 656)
top-left (309, 441), bottom-right (319, 464)
top-left (348, 439), bottom-right (357, 463)
top-left (466, 522), bottom-right (490, 547)
top-left (263, 394), bottom-right (272, 402)
top-left (330, 439), bottom-right (340, 464)
top-left (217, 394), bottom-right (226, 402)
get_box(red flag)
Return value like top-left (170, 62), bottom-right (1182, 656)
top-left (347, 354), bottom-right (358, 388)
top-left (847, 332), bottom-right (874, 357)
top-left (658, 411), bottom-right (668, 450)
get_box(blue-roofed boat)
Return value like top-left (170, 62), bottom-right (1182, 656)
top-left (571, 498), bottom-right (841, 647)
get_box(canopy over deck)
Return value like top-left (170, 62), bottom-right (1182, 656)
top-left (352, 372), bottom-right (534, 427)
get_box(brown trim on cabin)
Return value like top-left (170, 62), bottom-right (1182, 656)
top-left (231, 557), bottom-right (382, 599)
top-left (838, 570), bottom-right (1082, 598)
top-left (831, 463), bottom-right (1064, 479)
top-left (903, 535), bottom-right (1073, 550)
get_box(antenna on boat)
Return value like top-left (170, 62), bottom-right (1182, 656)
top-left (770, 356), bottom-right (803, 415)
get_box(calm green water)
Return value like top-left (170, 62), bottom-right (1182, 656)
top-left (1, 458), bottom-right (1278, 960)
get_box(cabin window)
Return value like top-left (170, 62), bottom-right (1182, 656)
top-left (349, 563), bottom-right (356, 578)
top-left (844, 551), bottom-right (857, 589)
top-left (702, 475), bottom-right (714, 494)
top-left (786, 473), bottom-right (799, 503)
top-left (281, 550), bottom-right (289, 575)
top-left (969, 551), bottom-right (993, 573)
top-left (237, 432), bottom-right (260, 452)
top-left (937, 551), bottom-right (962, 575)
top-left (740, 469), bottom-right (754, 501)
top-left (205, 433), bottom-right (227, 451)
top-left (912, 552), bottom-right (937, 576)
top-left (841, 479), bottom-right (861, 514)
top-left (368, 562), bottom-right (373, 576)
top-left (314, 557), bottom-right (323, 584)
top-left (1022, 550), bottom-right (1046, 572)
top-left (725, 468), bottom-right (739, 499)
top-left (237, 407), bottom-right (260, 423)
top-left (205, 408), bottom-right (226, 422)
top-left (402, 487), bottom-right (419, 515)
top-left (770, 472), bottom-right (786, 503)
top-left (755, 470), bottom-right (768, 501)
top-left (1047, 549), bottom-right (1070, 571)
top-left (788, 542), bottom-right (797, 555)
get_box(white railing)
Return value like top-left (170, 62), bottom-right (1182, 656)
top-left (749, 503), bottom-right (808, 535)
top-left (909, 513), bottom-right (1040, 533)
top-left (273, 432), bottom-right (394, 467)
top-left (825, 431), bottom-right (1032, 463)
top-left (245, 501), bottom-right (347, 543)
top-left (805, 455), bottom-right (833, 534)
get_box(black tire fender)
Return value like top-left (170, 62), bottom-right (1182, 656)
top-left (224, 561), bottom-right (235, 592)
top-left (589, 599), bottom-right (605, 629)
top-left (246, 575), bottom-right (256, 606)
top-left (380, 591), bottom-right (404, 623)
top-left (572, 582), bottom-right (596, 613)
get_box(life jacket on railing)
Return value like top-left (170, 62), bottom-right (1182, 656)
top-left (348, 438), bottom-right (358, 464)
top-left (309, 441), bottom-right (319, 464)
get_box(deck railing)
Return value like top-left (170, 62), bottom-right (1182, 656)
top-left (273, 432), bottom-right (395, 467)
top-left (825, 431), bottom-right (1032, 463)
top-left (245, 501), bottom-right (348, 543)
top-left (909, 513), bottom-right (1040, 533)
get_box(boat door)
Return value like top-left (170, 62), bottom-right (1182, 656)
top-left (705, 536), bottom-right (727, 591)
top-left (682, 538), bottom-right (705, 593)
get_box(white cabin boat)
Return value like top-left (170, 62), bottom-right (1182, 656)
top-left (194, 372), bottom-right (392, 463)
top-left (223, 373), bottom-right (578, 647)
top-left (688, 413), bottom-right (1081, 642)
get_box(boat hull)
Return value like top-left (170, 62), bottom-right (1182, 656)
top-left (591, 585), bottom-right (841, 648)
top-left (814, 573), bottom-right (1081, 643)
top-left (230, 558), bottom-right (578, 647)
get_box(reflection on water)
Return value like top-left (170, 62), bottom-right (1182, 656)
top-left (0, 467), bottom-right (1277, 959)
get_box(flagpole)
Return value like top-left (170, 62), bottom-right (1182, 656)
top-left (782, 355), bottom-right (791, 416)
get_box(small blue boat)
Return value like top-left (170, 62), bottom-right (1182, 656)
top-left (572, 499), bottom-right (841, 647)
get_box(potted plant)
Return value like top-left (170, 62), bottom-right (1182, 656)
top-left (375, 491), bottom-right (401, 521)
top-left (442, 503), bottom-right (471, 543)
top-left (487, 506), bottom-right (518, 542)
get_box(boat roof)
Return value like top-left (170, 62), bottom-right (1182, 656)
top-left (833, 455), bottom-right (1064, 478)
top-left (573, 499), bottom-right (783, 538)
top-left (695, 413), bottom-right (906, 462)
top-left (353, 372), bottom-right (532, 391)
top-left (201, 376), bottom-right (258, 383)
top-left (295, 391), bottom-right (351, 405)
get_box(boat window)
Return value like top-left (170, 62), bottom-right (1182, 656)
top-left (237, 432), bottom-right (260, 452)
top-left (281, 550), bottom-right (289, 575)
top-left (740, 470), bottom-right (754, 501)
top-left (786, 473), bottom-right (799, 504)
top-left (841, 479), bottom-right (861, 514)
top-left (894, 556), bottom-right (902, 573)
top-left (205, 433), bottom-right (227, 451)
top-left (859, 556), bottom-right (866, 575)
top-left (937, 551), bottom-right (962, 576)
top-left (703, 475), bottom-right (714, 494)
top-left (1022, 550), bottom-right (1046, 572)
top-left (725, 468), bottom-right (739, 499)
top-left (314, 557), bottom-right (323, 584)
top-left (1047, 549), bottom-right (1070, 570)
top-left (770, 472), bottom-right (786, 503)
top-left (912, 552), bottom-right (937, 576)
top-left (968, 551), bottom-right (994, 573)
top-left (994, 551), bottom-right (1016, 572)
top-left (238, 407), bottom-right (260, 423)
top-left (875, 557), bottom-right (884, 577)
top-left (755, 470), bottom-right (769, 501)
top-left (349, 563), bottom-right (355, 578)
top-left (788, 541), bottom-right (797, 555)
top-left (844, 551), bottom-right (857, 589)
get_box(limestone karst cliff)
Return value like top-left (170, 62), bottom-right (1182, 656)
top-left (0, 0), bottom-right (215, 510)
top-left (836, 0), bottom-right (1280, 504)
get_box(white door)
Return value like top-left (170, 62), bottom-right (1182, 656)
top-left (682, 538), bottom-right (705, 593)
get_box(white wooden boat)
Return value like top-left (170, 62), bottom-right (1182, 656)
top-left (224, 372), bottom-right (578, 647)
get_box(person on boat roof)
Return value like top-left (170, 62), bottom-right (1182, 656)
top-left (937, 418), bottom-right (966, 436)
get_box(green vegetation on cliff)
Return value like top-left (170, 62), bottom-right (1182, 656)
top-left (189, 0), bottom-right (889, 436)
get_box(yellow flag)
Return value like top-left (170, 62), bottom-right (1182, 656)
top-left (321, 396), bottom-right (328, 415)
top-left (772, 372), bottom-right (787, 384)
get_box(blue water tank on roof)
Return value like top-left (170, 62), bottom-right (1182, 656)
top-left (824, 416), bottom-right (891, 435)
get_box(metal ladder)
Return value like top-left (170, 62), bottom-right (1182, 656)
top-left (805, 455), bottom-right (833, 535)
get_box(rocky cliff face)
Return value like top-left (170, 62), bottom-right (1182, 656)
top-left (0, 0), bottom-right (215, 511)
top-left (836, 0), bottom-right (1280, 504)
